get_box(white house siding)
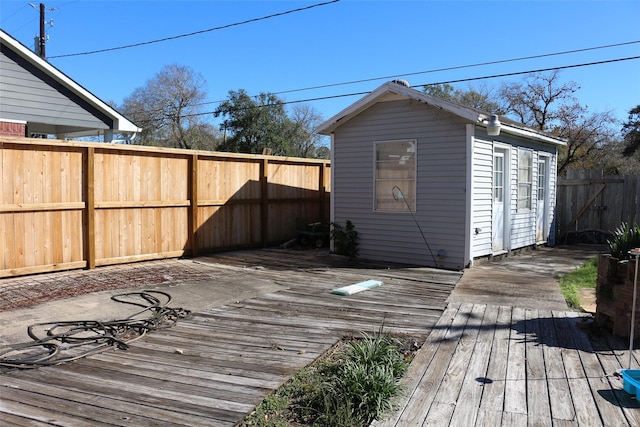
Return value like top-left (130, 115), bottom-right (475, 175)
top-left (332, 99), bottom-right (469, 270)
top-left (545, 152), bottom-right (558, 244)
top-left (470, 129), bottom-right (558, 258)
top-left (470, 136), bottom-right (494, 258)
top-left (532, 149), bottom-right (557, 244)
top-left (0, 45), bottom-right (111, 132)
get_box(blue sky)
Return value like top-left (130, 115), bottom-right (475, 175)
top-left (1, 0), bottom-right (639, 130)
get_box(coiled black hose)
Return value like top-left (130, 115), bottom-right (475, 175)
top-left (0, 290), bottom-right (191, 371)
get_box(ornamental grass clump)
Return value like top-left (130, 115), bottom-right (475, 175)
top-left (608, 222), bottom-right (640, 261)
top-left (300, 328), bottom-right (409, 425)
top-left (241, 326), bottom-right (411, 426)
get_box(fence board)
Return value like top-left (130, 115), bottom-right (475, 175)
top-left (0, 138), bottom-right (330, 278)
top-left (556, 170), bottom-right (639, 243)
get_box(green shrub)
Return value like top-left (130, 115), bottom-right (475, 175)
top-left (608, 222), bottom-right (640, 260)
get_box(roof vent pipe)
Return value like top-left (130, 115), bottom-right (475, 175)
top-left (391, 79), bottom-right (411, 87)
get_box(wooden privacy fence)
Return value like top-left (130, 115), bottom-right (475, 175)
top-left (555, 169), bottom-right (640, 243)
top-left (0, 138), bottom-right (330, 278)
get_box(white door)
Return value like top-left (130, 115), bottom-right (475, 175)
top-left (536, 156), bottom-right (549, 243)
top-left (492, 149), bottom-right (508, 252)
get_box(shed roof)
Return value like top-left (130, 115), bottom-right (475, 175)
top-left (317, 81), bottom-right (566, 146)
top-left (0, 29), bottom-right (140, 139)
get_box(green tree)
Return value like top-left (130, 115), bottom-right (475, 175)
top-left (422, 83), bottom-right (457, 101)
top-left (622, 105), bottom-right (640, 157)
top-left (423, 83), bottom-right (502, 113)
top-left (214, 89), bottom-right (294, 155)
top-left (121, 64), bottom-right (218, 149)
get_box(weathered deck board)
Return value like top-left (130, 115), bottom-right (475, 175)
top-left (504, 306), bottom-right (528, 417)
top-left (524, 309), bottom-right (552, 427)
top-left (448, 304), bottom-right (497, 427)
top-left (538, 309), bottom-right (575, 424)
top-left (374, 303), bottom-right (638, 427)
top-left (477, 305), bottom-right (511, 418)
top-left (1, 249), bottom-right (457, 426)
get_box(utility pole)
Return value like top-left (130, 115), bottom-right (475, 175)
top-left (31, 2), bottom-right (51, 59)
top-left (38, 3), bottom-right (46, 59)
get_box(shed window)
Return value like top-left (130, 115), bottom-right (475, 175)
top-left (493, 153), bottom-right (504, 203)
top-left (374, 140), bottom-right (416, 212)
top-left (538, 158), bottom-right (547, 201)
top-left (517, 149), bottom-right (533, 210)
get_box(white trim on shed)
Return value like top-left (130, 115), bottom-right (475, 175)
top-left (319, 81), bottom-right (566, 147)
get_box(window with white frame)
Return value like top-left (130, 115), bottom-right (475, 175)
top-left (537, 158), bottom-right (547, 201)
top-left (493, 152), bottom-right (504, 203)
top-left (517, 148), bottom-right (533, 210)
top-left (374, 140), bottom-right (416, 212)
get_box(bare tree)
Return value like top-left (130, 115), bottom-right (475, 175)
top-left (121, 64), bottom-right (217, 149)
top-left (426, 72), bottom-right (626, 175)
top-left (499, 70), bottom-right (579, 131)
top-left (288, 104), bottom-right (327, 158)
top-left (552, 103), bottom-right (617, 174)
top-left (589, 138), bottom-right (640, 175)
top-left (499, 71), bottom-right (617, 174)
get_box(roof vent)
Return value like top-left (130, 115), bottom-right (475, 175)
top-left (391, 79), bottom-right (411, 87)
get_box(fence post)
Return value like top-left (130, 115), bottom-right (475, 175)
top-left (260, 158), bottom-right (269, 247)
top-left (188, 153), bottom-right (199, 257)
top-left (319, 163), bottom-right (327, 220)
top-left (85, 146), bottom-right (96, 269)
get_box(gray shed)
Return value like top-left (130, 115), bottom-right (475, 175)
top-left (318, 81), bottom-right (566, 270)
top-left (0, 29), bottom-right (139, 141)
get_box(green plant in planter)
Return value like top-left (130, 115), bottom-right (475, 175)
top-left (331, 220), bottom-right (359, 258)
top-left (608, 222), bottom-right (640, 260)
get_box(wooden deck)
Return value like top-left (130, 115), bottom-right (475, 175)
top-left (0, 249), bottom-right (460, 426)
top-left (1, 249), bottom-right (639, 426)
top-left (375, 302), bottom-right (640, 427)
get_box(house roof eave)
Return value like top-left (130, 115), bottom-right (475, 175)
top-left (0, 29), bottom-right (141, 135)
top-left (498, 123), bottom-right (567, 146)
top-left (317, 81), bottom-right (567, 147)
top-left (317, 81), bottom-right (480, 135)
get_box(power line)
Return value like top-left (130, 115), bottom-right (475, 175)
top-left (422, 55), bottom-right (640, 87)
top-left (1, 3), bottom-right (37, 34)
top-left (271, 40), bottom-right (640, 96)
top-left (183, 54), bottom-right (640, 118)
top-left (48, 0), bottom-right (340, 59)
top-left (193, 39), bottom-right (640, 108)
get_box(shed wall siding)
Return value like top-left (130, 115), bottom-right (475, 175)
top-left (471, 137), bottom-right (494, 257)
top-left (470, 127), bottom-right (558, 258)
top-left (333, 99), bottom-right (468, 269)
top-left (0, 45), bottom-right (110, 130)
